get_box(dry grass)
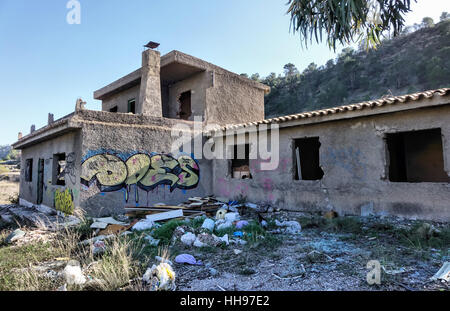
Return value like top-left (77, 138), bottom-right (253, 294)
top-left (0, 180), bottom-right (19, 204)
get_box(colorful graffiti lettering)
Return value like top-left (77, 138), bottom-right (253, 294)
top-left (81, 151), bottom-right (200, 201)
top-left (54, 188), bottom-right (74, 215)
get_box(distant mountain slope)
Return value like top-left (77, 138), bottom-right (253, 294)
top-left (261, 19), bottom-right (450, 118)
top-left (0, 145), bottom-right (11, 160)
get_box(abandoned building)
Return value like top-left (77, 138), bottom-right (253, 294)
top-left (12, 47), bottom-right (450, 221)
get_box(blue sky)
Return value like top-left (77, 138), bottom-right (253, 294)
top-left (0, 0), bottom-right (448, 145)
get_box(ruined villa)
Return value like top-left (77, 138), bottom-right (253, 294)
top-left (12, 47), bottom-right (450, 221)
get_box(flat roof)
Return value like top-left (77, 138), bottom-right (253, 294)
top-left (94, 50), bottom-right (270, 100)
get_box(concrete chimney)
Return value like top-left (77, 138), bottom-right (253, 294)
top-left (18, 132), bottom-right (22, 140)
top-left (48, 113), bottom-right (54, 125)
top-left (30, 125), bottom-right (36, 133)
top-left (138, 49), bottom-right (162, 117)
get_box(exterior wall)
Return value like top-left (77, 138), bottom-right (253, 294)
top-left (212, 105), bottom-right (450, 222)
top-left (163, 71), bottom-right (212, 121)
top-left (19, 131), bottom-right (82, 211)
top-left (101, 85), bottom-right (140, 113)
top-left (206, 72), bottom-right (265, 125)
top-left (78, 114), bottom-right (212, 217)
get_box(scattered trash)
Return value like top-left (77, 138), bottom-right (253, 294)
top-left (381, 266), bottom-right (412, 275)
top-left (132, 219), bottom-right (155, 231)
top-left (245, 203), bottom-right (259, 210)
top-left (143, 262), bottom-right (176, 291)
top-left (209, 268), bottom-right (218, 276)
top-left (275, 220), bottom-right (302, 234)
top-left (92, 240), bottom-right (106, 256)
top-left (180, 232), bottom-right (197, 246)
top-left (360, 202), bottom-right (375, 217)
top-left (193, 238), bottom-right (207, 248)
top-left (155, 256), bottom-right (173, 266)
top-left (98, 220), bottom-right (138, 236)
top-left (225, 212), bottom-right (240, 222)
top-left (216, 219), bottom-right (233, 230)
top-left (63, 260), bottom-right (86, 285)
top-left (216, 209), bottom-right (227, 220)
top-left (201, 218), bottom-right (215, 232)
top-left (430, 262), bottom-right (450, 282)
top-left (235, 220), bottom-right (249, 229)
top-left (90, 222), bottom-right (108, 229)
top-left (233, 231), bottom-right (244, 237)
top-left (5, 229), bottom-right (26, 244)
top-left (261, 220), bottom-right (268, 228)
top-left (144, 209), bottom-right (184, 222)
top-left (145, 235), bottom-right (160, 246)
top-left (56, 284), bottom-right (67, 291)
top-left (175, 254), bottom-right (202, 265)
top-left (80, 234), bottom-right (115, 246)
top-left (231, 238), bottom-right (247, 245)
top-left (233, 249), bottom-right (242, 255)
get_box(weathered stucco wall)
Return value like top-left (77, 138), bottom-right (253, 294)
top-left (77, 112), bottom-right (212, 216)
top-left (163, 71), bottom-right (212, 121)
top-left (212, 105), bottom-right (450, 222)
top-left (19, 131), bottom-right (82, 212)
top-left (101, 85), bottom-right (140, 113)
top-left (206, 72), bottom-right (265, 125)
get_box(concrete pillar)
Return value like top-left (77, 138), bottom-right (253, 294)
top-left (30, 125), bottom-right (35, 133)
top-left (18, 132), bottom-right (22, 140)
top-left (138, 49), bottom-right (162, 117)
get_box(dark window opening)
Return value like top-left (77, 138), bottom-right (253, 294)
top-left (25, 159), bottom-right (33, 182)
top-left (110, 106), bottom-right (118, 113)
top-left (231, 144), bottom-right (252, 179)
top-left (53, 153), bottom-right (66, 186)
top-left (386, 128), bottom-right (449, 183)
top-left (178, 91), bottom-right (192, 120)
top-left (127, 99), bottom-right (136, 114)
top-left (293, 137), bottom-right (324, 180)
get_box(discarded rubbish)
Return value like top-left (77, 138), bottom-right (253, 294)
top-left (275, 220), bottom-right (302, 234)
top-left (143, 262), bottom-right (176, 291)
top-left (92, 240), bottom-right (106, 256)
top-left (5, 229), bottom-right (26, 244)
top-left (324, 211), bottom-right (338, 220)
top-left (430, 262), bottom-right (450, 282)
top-left (145, 235), bottom-right (160, 246)
top-left (145, 209), bottom-right (184, 222)
top-left (63, 260), bottom-right (86, 285)
top-left (90, 222), bottom-right (108, 229)
top-left (180, 232), bottom-right (196, 246)
top-left (98, 220), bottom-right (138, 236)
top-left (216, 209), bottom-right (227, 220)
top-left (132, 219), bottom-right (155, 231)
top-left (216, 219), bottom-right (233, 230)
top-left (155, 256), bottom-right (173, 266)
top-left (175, 254), bottom-right (202, 265)
top-left (225, 212), bottom-right (240, 222)
top-left (193, 238), bottom-right (207, 248)
top-left (233, 249), bottom-right (243, 255)
top-left (233, 231), bottom-right (244, 237)
top-left (235, 220), bottom-right (249, 229)
top-left (201, 218), bottom-right (215, 232)
top-left (80, 234), bottom-right (115, 246)
top-left (92, 217), bottom-right (128, 226)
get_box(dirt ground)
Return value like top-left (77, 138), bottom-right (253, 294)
top-left (0, 180), bottom-right (19, 205)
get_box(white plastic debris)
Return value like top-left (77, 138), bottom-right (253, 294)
top-left (132, 219), bottom-right (155, 231)
top-left (225, 212), bottom-right (240, 222)
top-left (216, 209), bottom-right (227, 220)
top-left (180, 232), bottom-right (196, 246)
top-left (216, 220), bottom-right (233, 230)
top-left (193, 238), bottom-right (207, 248)
top-left (430, 262), bottom-right (450, 282)
top-left (245, 203), bottom-right (259, 209)
top-left (143, 262), bottom-right (176, 291)
top-left (275, 220), bottom-right (302, 234)
top-left (145, 235), bottom-right (160, 246)
top-left (63, 260), bottom-right (86, 285)
top-left (201, 218), bottom-right (215, 232)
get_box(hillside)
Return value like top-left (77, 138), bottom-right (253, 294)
top-left (259, 19), bottom-right (450, 118)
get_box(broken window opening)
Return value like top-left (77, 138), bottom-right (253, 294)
top-left (25, 159), bottom-right (33, 182)
top-left (178, 91), bottom-right (192, 120)
top-left (386, 128), bottom-right (450, 183)
top-left (231, 144), bottom-right (252, 179)
top-left (127, 99), bottom-right (136, 114)
top-left (293, 137), bottom-right (324, 181)
top-left (53, 153), bottom-right (66, 186)
top-left (110, 106), bottom-right (118, 113)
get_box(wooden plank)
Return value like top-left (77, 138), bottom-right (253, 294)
top-left (143, 209), bottom-right (183, 222)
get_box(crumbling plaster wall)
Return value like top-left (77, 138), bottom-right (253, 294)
top-left (205, 72), bottom-right (265, 125)
top-left (19, 131), bottom-right (82, 210)
top-left (101, 84), bottom-right (140, 113)
top-left (212, 105), bottom-right (450, 222)
top-left (77, 112), bottom-right (212, 217)
top-left (163, 71), bottom-right (212, 121)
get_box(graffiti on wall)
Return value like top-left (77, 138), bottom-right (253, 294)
top-left (80, 150), bottom-right (200, 202)
top-left (54, 188), bottom-right (74, 215)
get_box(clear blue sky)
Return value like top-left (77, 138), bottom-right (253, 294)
top-left (0, 0), bottom-right (448, 145)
